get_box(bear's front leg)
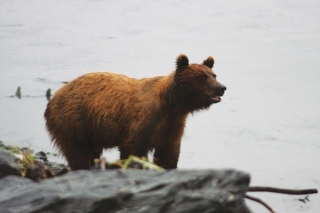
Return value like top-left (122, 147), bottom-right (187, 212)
top-left (153, 142), bottom-right (181, 169)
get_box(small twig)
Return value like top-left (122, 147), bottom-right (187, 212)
top-left (245, 194), bottom-right (276, 213)
top-left (248, 186), bottom-right (318, 195)
top-left (100, 157), bottom-right (106, 170)
top-left (131, 157), bottom-right (164, 171)
top-left (122, 155), bottom-right (134, 169)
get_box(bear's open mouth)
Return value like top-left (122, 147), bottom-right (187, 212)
top-left (211, 96), bottom-right (221, 103)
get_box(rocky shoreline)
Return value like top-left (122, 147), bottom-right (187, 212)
top-left (0, 141), bottom-right (252, 213)
top-left (0, 140), bottom-right (69, 180)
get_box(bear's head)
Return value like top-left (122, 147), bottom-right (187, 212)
top-left (173, 54), bottom-right (226, 111)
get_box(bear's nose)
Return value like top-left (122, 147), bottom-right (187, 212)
top-left (219, 85), bottom-right (226, 96)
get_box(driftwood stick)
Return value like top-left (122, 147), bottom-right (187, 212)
top-left (248, 186), bottom-right (318, 195)
top-left (246, 187), bottom-right (318, 213)
top-left (245, 194), bottom-right (276, 213)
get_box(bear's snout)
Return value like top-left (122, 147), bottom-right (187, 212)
top-left (218, 84), bottom-right (226, 96)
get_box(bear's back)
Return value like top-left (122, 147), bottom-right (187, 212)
top-left (45, 72), bottom-right (168, 149)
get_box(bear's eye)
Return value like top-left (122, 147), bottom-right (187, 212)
top-left (212, 73), bottom-right (217, 79)
top-left (200, 74), bottom-right (208, 80)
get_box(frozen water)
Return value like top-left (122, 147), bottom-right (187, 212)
top-left (1, 0), bottom-right (319, 212)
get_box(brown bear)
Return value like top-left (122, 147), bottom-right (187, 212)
top-left (44, 54), bottom-right (226, 170)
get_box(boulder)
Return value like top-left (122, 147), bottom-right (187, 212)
top-left (0, 169), bottom-right (252, 213)
top-left (0, 148), bottom-right (21, 178)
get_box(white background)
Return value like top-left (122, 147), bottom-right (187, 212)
top-left (0, 0), bottom-right (319, 212)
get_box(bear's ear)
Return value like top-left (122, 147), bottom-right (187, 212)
top-left (176, 54), bottom-right (189, 70)
top-left (202, 56), bottom-right (214, 69)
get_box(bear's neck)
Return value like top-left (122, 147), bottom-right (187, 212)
top-left (157, 73), bottom-right (195, 115)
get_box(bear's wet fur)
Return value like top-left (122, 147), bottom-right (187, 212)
top-left (44, 54), bottom-right (226, 170)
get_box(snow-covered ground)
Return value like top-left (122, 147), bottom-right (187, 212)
top-left (1, 0), bottom-right (319, 212)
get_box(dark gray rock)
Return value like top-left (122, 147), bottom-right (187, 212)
top-left (0, 169), bottom-right (252, 213)
top-left (0, 148), bottom-right (21, 178)
top-left (34, 151), bottom-right (48, 163)
top-left (33, 151), bottom-right (68, 171)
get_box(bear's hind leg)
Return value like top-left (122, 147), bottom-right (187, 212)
top-left (60, 144), bottom-right (91, 170)
top-left (66, 152), bottom-right (91, 170)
